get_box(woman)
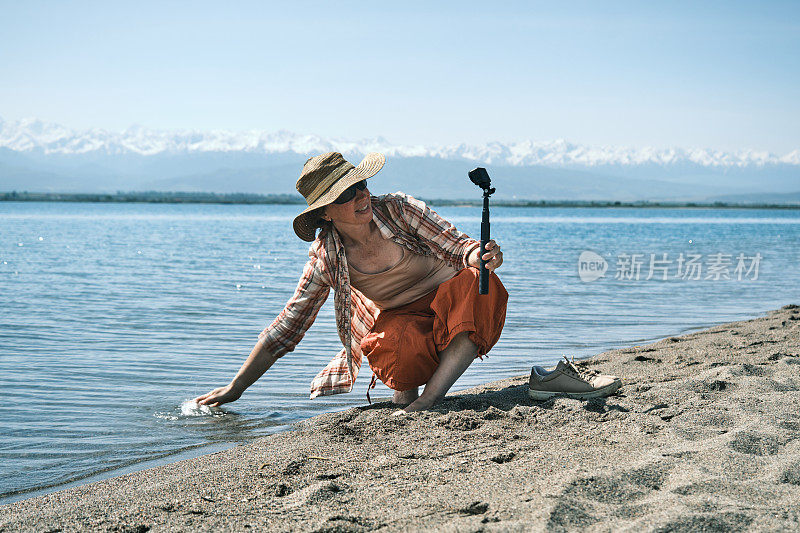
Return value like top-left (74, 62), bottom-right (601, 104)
top-left (195, 152), bottom-right (507, 413)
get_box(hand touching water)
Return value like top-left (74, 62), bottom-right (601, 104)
top-left (194, 384), bottom-right (241, 407)
top-left (193, 338), bottom-right (279, 407)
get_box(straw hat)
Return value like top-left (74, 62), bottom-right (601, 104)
top-left (292, 152), bottom-right (385, 241)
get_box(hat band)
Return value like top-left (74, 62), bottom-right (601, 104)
top-left (305, 162), bottom-right (356, 205)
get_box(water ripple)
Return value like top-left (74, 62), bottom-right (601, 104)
top-left (1, 202), bottom-right (798, 500)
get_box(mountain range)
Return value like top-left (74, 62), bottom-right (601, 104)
top-left (1, 116), bottom-right (798, 202)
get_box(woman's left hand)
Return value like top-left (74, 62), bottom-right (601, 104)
top-left (469, 240), bottom-right (503, 272)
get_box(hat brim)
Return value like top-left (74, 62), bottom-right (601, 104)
top-left (293, 152), bottom-right (385, 241)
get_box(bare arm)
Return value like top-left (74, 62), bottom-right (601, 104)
top-left (194, 338), bottom-right (280, 407)
top-left (194, 250), bottom-right (330, 407)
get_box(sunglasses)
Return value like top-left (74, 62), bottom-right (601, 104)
top-left (332, 180), bottom-right (368, 205)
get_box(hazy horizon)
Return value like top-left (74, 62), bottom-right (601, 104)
top-left (2, 1), bottom-right (799, 152)
top-left (2, 2), bottom-right (798, 200)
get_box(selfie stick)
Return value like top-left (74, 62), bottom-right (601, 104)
top-left (468, 167), bottom-right (495, 295)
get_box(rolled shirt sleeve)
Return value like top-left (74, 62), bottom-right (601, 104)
top-left (399, 194), bottom-right (481, 270)
top-left (258, 252), bottom-right (330, 358)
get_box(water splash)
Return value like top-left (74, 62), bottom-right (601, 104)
top-left (180, 399), bottom-right (224, 417)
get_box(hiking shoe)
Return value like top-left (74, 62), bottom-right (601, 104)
top-left (528, 356), bottom-right (622, 400)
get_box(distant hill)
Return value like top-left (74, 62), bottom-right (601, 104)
top-left (1, 117), bottom-right (798, 202)
top-left (704, 191), bottom-right (800, 205)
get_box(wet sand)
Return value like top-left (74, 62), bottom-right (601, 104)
top-left (2, 304), bottom-right (800, 532)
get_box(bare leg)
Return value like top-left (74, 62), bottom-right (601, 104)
top-left (402, 332), bottom-right (479, 413)
top-left (392, 388), bottom-right (419, 405)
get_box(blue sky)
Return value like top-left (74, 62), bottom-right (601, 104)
top-left (1, 1), bottom-right (798, 151)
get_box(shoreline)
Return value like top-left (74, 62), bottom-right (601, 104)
top-left (0, 440), bottom-right (243, 506)
top-left (2, 304), bottom-right (799, 531)
top-left (0, 316), bottom-right (748, 505)
top-left (2, 191), bottom-right (800, 209)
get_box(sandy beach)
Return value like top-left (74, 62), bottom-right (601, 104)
top-left (2, 304), bottom-right (799, 532)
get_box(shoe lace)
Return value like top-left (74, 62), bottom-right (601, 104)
top-left (562, 355), bottom-right (600, 381)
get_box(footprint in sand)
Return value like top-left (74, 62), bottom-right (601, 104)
top-left (728, 431), bottom-right (792, 456)
top-left (547, 463), bottom-right (669, 529)
top-left (653, 512), bottom-right (752, 533)
top-left (780, 462), bottom-right (800, 485)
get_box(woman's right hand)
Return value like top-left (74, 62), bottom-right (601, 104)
top-left (194, 384), bottom-right (242, 407)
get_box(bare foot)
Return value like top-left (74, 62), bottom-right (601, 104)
top-left (402, 395), bottom-right (438, 413)
top-left (392, 388), bottom-right (419, 405)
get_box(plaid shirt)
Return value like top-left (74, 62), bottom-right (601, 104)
top-left (258, 192), bottom-right (481, 399)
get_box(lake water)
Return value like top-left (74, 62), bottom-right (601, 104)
top-left (1, 201), bottom-right (799, 502)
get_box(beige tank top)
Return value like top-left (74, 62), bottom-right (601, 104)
top-left (348, 248), bottom-right (460, 310)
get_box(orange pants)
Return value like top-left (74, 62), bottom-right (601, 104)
top-left (360, 267), bottom-right (508, 391)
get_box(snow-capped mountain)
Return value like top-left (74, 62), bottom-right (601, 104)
top-left (0, 116), bottom-right (798, 201)
top-left (1, 116), bottom-right (798, 168)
